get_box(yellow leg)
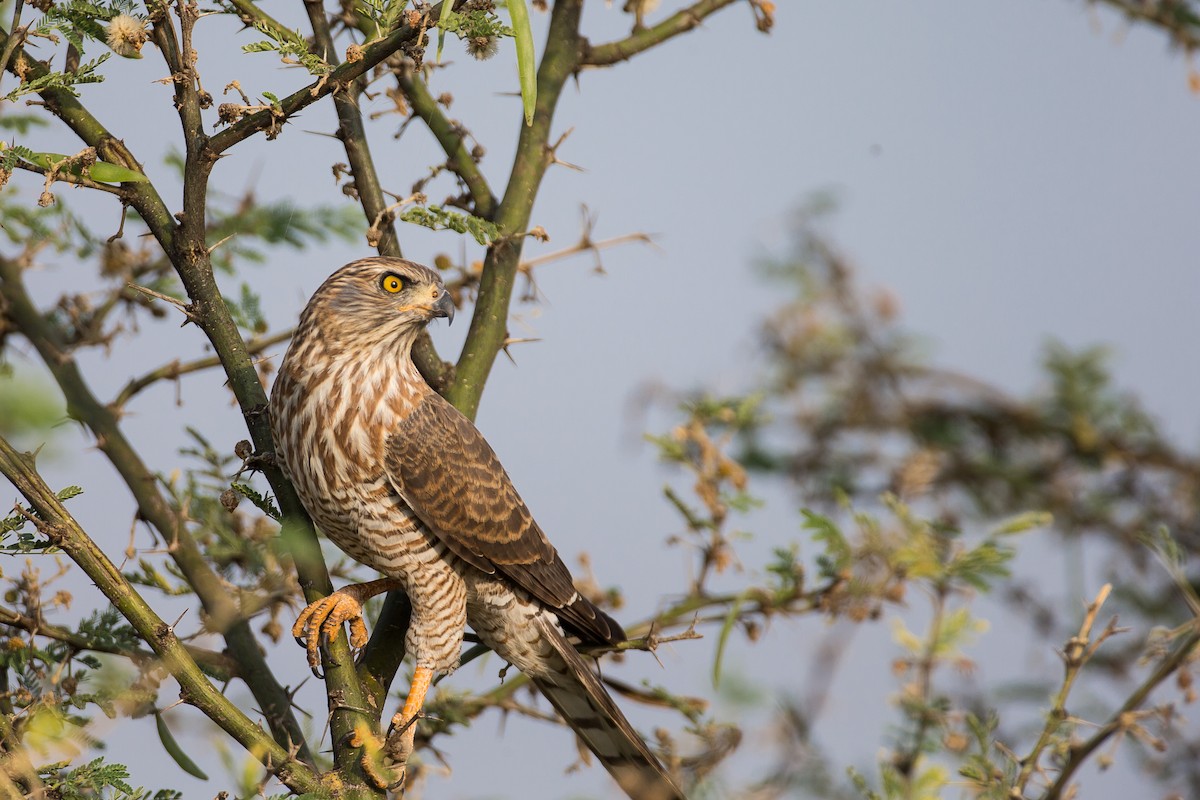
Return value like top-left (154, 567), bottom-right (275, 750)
top-left (385, 665), bottom-right (434, 764)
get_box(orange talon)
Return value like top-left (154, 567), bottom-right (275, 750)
top-left (291, 579), bottom-right (403, 676)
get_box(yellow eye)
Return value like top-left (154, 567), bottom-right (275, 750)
top-left (381, 274), bottom-right (404, 294)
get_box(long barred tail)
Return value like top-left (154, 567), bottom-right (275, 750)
top-left (531, 617), bottom-right (686, 800)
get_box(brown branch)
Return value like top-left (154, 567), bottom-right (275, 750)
top-left (0, 437), bottom-right (324, 796)
top-left (580, 0), bottom-right (744, 67)
top-left (207, 5), bottom-right (441, 154)
top-left (112, 328), bottom-right (293, 408)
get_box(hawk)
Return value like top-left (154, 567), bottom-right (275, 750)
top-left (269, 257), bottom-right (684, 799)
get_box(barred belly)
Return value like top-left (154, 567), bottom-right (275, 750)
top-left (305, 477), bottom-right (469, 677)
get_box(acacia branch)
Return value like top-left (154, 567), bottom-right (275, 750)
top-left (113, 328), bottom-right (293, 408)
top-left (0, 437), bottom-right (324, 796)
top-left (0, 605), bottom-right (239, 680)
top-left (207, 6), bottom-right (439, 154)
top-left (443, 0), bottom-right (584, 420)
top-left (0, 256), bottom-right (316, 766)
top-left (394, 71), bottom-right (497, 219)
top-left (580, 0), bottom-right (742, 67)
top-left (304, 0), bottom-right (403, 259)
top-left (1042, 623), bottom-right (1200, 800)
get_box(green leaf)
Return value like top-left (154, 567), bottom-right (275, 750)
top-left (231, 482), bottom-right (281, 521)
top-left (508, 0), bottom-right (536, 126)
top-left (154, 712), bottom-right (209, 780)
top-left (803, 509), bottom-right (850, 576)
top-left (990, 510), bottom-right (1052, 536)
top-left (3, 54), bottom-right (111, 101)
top-left (712, 593), bottom-right (745, 687)
top-left (436, 0), bottom-right (456, 62)
top-left (9, 147), bottom-right (148, 183)
top-left (399, 204), bottom-right (500, 245)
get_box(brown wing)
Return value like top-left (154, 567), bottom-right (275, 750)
top-left (384, 392), bottom-right (623, 645)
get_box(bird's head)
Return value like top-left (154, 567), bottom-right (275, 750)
top-left (300, 257), bottom-right (455, 348)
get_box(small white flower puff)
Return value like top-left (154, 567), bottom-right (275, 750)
top-left (106, 14), bottom-right (149, 59)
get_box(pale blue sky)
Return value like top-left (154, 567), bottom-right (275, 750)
top-left (4, 1), bottom-right (1199, 797)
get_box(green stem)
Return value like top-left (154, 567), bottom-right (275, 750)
top-left (580, 0), bottom-right (741, 66)
top-left (0, 437), bottom-right (325, 796)
top-left (0, 256), bottom-right (315, 765)
top-left (444, 0), bottom-right (584, 420)
top-left (395, 71), bottom-right (497, 219)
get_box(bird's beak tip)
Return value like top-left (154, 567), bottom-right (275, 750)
top-left (433, 291), bottom-right (455, 325)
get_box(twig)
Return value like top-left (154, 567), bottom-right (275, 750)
top-left (580, 0), bottom-right (744, 67)
top-left (1016, 583), bottom-right (1116, 794)
top-left (0, 604), bottom-right (240, 679)
top-left (126, 281), bottom-right (198, 322)
top-left (519, 230), bottom-right (657, 274)
top-left (1042, 623), bottom-right (1200, 800)
top-left (113, 328), bottom-right (293, 408)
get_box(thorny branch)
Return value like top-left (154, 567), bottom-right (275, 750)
top-left (0, 436), bottom-right (325, 795)
top-left (0, 0), bottom-right (772, 794)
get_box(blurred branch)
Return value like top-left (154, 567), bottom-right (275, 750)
top-left (0, 436), bottom-right (324, 796)
top-left (0, 605), bottom-right (240, 681)
top-left (1016, 583), bottom-right (1116, 794)
top-left (1042, 614), bottom-right (1199, 799)
top-left (1093, 0), bottom-right (1200, 49)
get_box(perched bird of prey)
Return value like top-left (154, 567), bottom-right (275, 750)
top-left (270, 257), bottom-right (684, 799)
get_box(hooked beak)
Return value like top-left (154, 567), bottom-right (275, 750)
top-left (432, 290), bottom-right (455, 325)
